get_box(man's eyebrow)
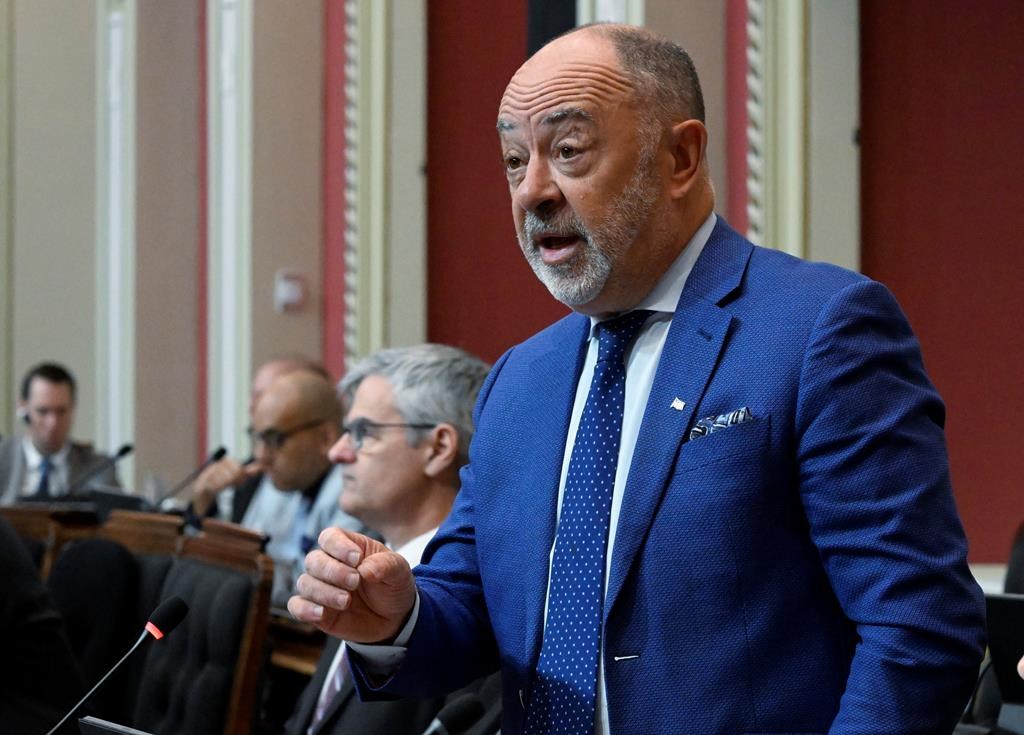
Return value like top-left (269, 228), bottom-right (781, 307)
top-left (540, 107), bottom-right (594, 127)
top-left (496, 107), bottom-right (595, 134)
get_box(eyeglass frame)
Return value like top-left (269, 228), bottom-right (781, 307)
top-left (247, 417), bottom-right (329, 451)
top-left (340, 417), bottom-right (438, 451)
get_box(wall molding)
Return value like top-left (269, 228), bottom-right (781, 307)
top-left (206, 0), bottom-right (252, 455)
top-left (95, 0), bottom-right (137, 478)
top-left (343, 0), bottom-right (426, 367)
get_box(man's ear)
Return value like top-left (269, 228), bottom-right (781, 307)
top-left (666, 119), bottom-right (708, 200)
top-left (423, 423), bottom-right (459, 479)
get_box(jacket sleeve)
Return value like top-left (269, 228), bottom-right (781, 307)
top-left (795, 280), bottom-right (986, 734)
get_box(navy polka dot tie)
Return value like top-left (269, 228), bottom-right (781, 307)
top-left (524, 309), bottom-right (653, 735)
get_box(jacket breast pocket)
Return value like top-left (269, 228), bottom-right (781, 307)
top-left (674, 412), bottom-right (771, 474)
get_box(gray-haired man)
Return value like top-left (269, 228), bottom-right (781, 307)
top-left (286, 343), bottom-right (499, 735)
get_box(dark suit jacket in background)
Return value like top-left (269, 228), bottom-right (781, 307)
top-left (286, 636), bottom-right (500, 735)
top-left (0, 435), bottom-right (121, 505)
top-left (0, 515), bottom-right (85, 734)
top-left (353, 217), bottom-right (986, 734)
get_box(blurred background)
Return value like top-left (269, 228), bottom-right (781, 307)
top-left (0, 0), bottom-right (1021, 567)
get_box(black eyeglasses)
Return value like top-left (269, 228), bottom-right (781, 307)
top-left (247, 418), bottom-right (327, 451)
top-left (341, 417), bottom-right (437, 451)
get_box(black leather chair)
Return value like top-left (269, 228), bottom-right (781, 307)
top-left (44, 511), bottom-right (272, 735)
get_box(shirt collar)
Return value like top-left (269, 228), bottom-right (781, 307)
top-left (391, 527), bottom-right (441, 567)
top-left (22, 436), bottom-right (71, 468)
top-left (587, 212), bottom-right (717, 337)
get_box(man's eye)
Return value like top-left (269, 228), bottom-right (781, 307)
top-left (557, 145), bottom-right (577, 160)
top-left (505, 155), bottom-right (523, 171)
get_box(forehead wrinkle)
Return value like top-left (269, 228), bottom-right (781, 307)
top-left (499, 63), bottom-right (635, 124)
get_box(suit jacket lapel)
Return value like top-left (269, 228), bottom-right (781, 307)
top-left (2, 439), bottom-right (26, 501)
top-left (605, 219), bottom-right (753, 617)
top-left (308, 638), bottom-right (358, 735)
top-left (315, 662), bottom-right (358, 734)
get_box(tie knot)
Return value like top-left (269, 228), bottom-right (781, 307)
top-left (40, 455), bottom-right (53, 471)
top-left (595, 309), bottom-right (653, 363)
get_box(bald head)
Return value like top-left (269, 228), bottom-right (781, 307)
top-left (249, 371), bottom-right (341, 490)
top-left (259, 371), bottom-right (342, 429)
top-left (250, 355), bottom-right (330, 419)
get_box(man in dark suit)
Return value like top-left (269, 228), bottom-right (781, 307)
top-left (1, 362), bottom-right (120, 505)
top-left (289, 24), bottom-right (985, 734)
top-left (285, 344), bottom-right (497, 735)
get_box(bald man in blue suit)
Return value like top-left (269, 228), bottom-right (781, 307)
top-left (291, 23), bottom-right (985, 735)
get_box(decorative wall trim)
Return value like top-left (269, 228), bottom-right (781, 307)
top-left (576, 0), bottom-right (644, 25)
top-left (745, 0), bottom-right (805, 257)
top-left (95, 0), bottom-right (136, 478)
top-left (343, 0), bottom-right (426, 368)
top-left (206, 0), bottom-right (252, 456)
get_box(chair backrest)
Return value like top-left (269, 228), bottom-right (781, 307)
top-left (43, 511), bottom-right (271, 735)
top-left (46, 536), bottom-right (148, 725)
top-left (0, 504), bottom-right (102, 577)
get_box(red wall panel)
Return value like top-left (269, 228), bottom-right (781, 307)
top-left (426, 0), bottom-right (570, 363)
top-left (861, 0), bottom-right (1024, 561)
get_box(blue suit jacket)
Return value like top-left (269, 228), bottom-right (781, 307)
top-left (357, 219), bottom-right (985, 734)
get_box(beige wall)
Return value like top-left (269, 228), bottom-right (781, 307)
top-left (9, 0), bottom-right (100, 439)
top-left (3, 0), bottom-right (329, 490)
top-left (250, 1), bottom-right (324, 373)
top-left (646, 0), bottom-right (729, 218)
top-left (134, 0), bottom-right (201, 491)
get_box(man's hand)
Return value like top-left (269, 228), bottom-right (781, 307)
top-left (191, 457), bottom-right (259, 516)
top-left (288, 527), bottom-right (417, 643)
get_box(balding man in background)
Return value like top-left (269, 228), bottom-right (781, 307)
top-left (190, 364), bottom-right (364, 607)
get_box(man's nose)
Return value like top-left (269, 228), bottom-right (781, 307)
top-left (252, 441), bottom-right (272, 466)
top-left (513, 158), bottom-right (563, 216)
top-left (327, 433), bottom-right (357, 465)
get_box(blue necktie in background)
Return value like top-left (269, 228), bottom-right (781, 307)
top-left (524, 309), bottom-right (652, 735)
top-left (36, 455), bottom-right (53, 498)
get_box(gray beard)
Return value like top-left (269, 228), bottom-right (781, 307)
top-left (517, 158), bottom-right (659, 308)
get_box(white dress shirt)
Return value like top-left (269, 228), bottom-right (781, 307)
top-left (20, 437), bottom-right (71, 496)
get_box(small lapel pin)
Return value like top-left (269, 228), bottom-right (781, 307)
top-left (671, 397), bottom-right (686, 411)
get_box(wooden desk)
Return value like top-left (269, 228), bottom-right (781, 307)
top-left (269, 613), bottom-right (327, 677)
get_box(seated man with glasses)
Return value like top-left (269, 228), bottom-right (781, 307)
top-left (187, 368), bottom-right (366, 608)
top-left (285, 343), bottom-right (500, 735)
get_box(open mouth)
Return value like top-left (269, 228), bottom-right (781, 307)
top-left (535, 233), bottom-right (583, 265)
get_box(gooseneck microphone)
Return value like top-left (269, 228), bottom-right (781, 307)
top-left (44, 597), bottom-right (189, 735)
top-left (66, 443), bottom-right (134, 496)
top-left (420, 693), bottom-right (486, 735)
top-left (151, 446), bottom-right (228, 509)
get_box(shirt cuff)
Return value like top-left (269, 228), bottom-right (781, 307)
top-left (345, 591), bottom-right (420, 677)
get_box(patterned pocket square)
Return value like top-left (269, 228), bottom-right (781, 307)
top-left (688, 407), bottom-right (753, 441)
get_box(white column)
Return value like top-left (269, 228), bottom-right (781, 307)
top-left (207, 0), bottom-right (253, 455)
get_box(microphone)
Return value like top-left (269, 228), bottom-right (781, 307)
top-left (151, 446), bottom-right (228, 509)
top-left (420, 693), bottom-right (486, 735)
top-left (66, 443), bottom-right (133, 497)
top-left (45, 597), bottom-right (189, 735)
